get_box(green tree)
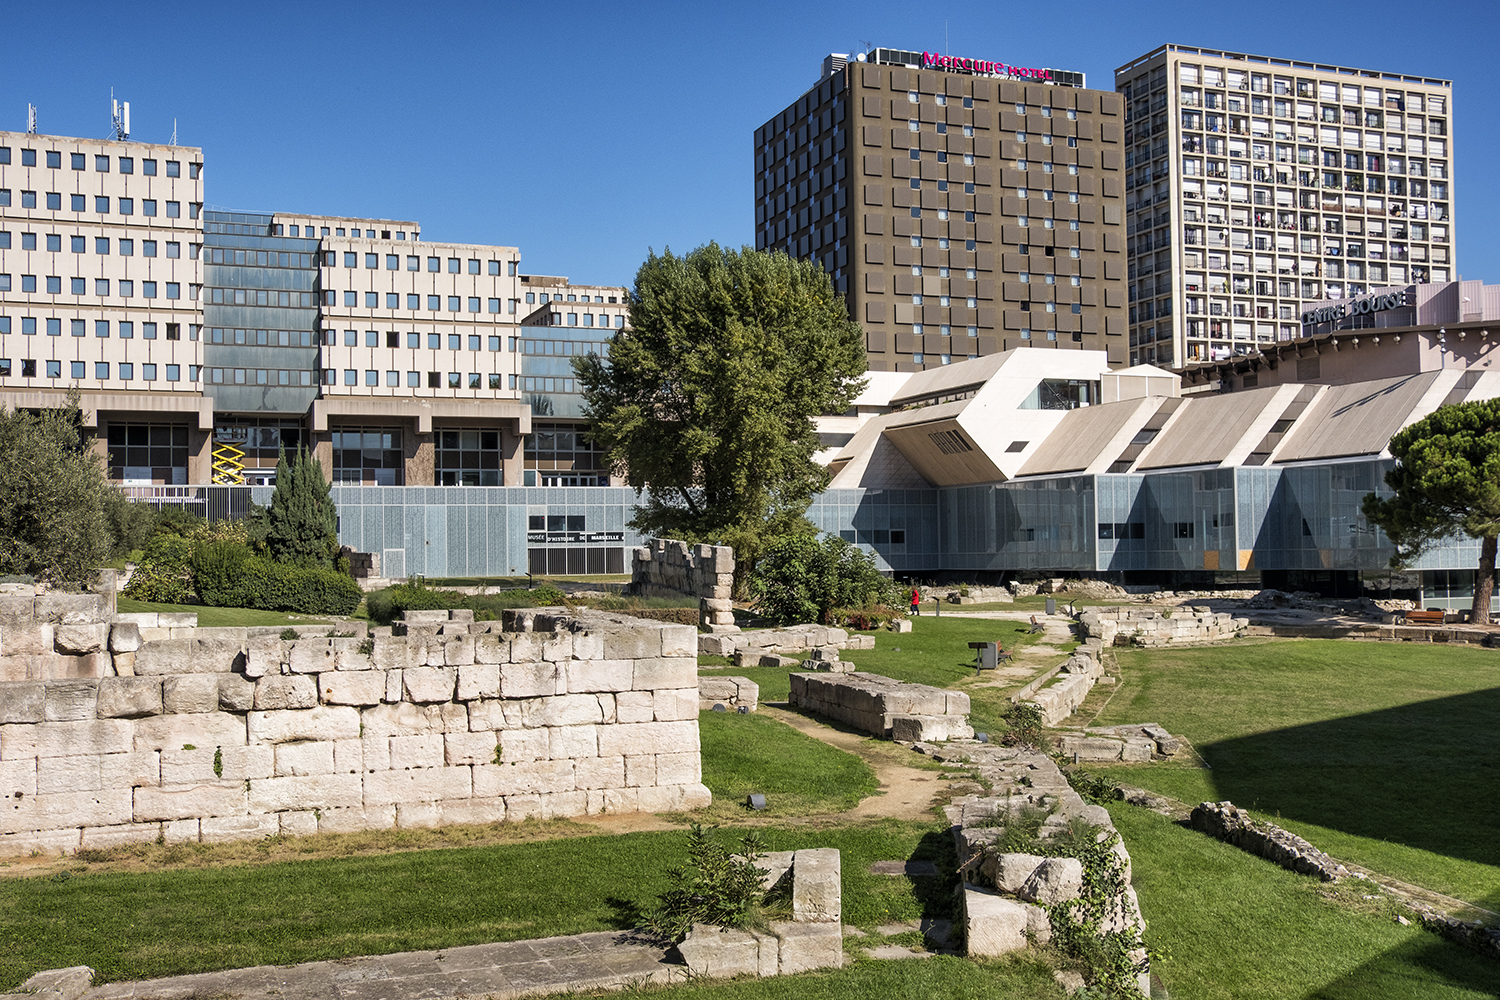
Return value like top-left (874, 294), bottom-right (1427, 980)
top-left (1362, 398), bottom-right (1500, 624)
top-left (263, 445), bottom-right (339, 568)
top-left (750, 534), bottom-right (896, 625)
top-left (0, 395), bottom-right (118, 587)
top-left (574, 244), bottom-right (866, 587)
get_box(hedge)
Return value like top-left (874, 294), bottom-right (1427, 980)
top-left (192, 542), bottom-right (362, 616)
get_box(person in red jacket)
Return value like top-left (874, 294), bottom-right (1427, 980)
top-left (909, 586), bottom-right (921, 616)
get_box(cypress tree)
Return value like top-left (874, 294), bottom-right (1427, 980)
top-left (264, 444), bottom-right (338, 568)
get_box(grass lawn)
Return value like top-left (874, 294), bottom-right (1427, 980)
top-left (1094, 639), bottom-right (1500, 908)
top-left (115, 597), bottom-right (339, 629)
top-left (1114, 803), bottom-right (1500, 999)
top-left (707, 617), bottom-right (1067, 735)
top-left (0, 820), bottom-right (961, 991)
top-left (697, 710), bottom-right (880, 819)
top-left (609, 955), bottom-right (1069, 999)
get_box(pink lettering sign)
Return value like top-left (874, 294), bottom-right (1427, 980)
top-left (923, 51), bottom-right (1052, 82)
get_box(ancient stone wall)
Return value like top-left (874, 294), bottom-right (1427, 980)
top-left (789, 671), bottom-right (972, 742)
top-left (631, 539), bottom-right (736, 631)
top-left (1079, 606), bottom-right (1248, 647)
top-left (0, 605), bottom-right (708, 856)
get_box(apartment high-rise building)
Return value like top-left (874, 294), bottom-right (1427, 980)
top-left (755, 47), bottom-right (1130, 372)
top-left (1115, 44), bottom-right (1454, 366)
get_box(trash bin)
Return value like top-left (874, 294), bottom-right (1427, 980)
top-left (1045, 597), bottom-right (1056, 616)
top-left (968, 641), bottom-right (998, 672)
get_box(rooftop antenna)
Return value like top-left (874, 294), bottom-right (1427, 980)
top-left (26, 103), bottom-right (37, 134)
top-left (170, 118), bottom-right (177, 146)
top-left (945, 20), bottom-right (949, 57)
top-left (110, 89), bottom-right (129, 141)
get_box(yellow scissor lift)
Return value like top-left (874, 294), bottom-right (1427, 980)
top-left (211, 441), bottom-right (247, 485)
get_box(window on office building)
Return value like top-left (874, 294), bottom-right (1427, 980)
top-left (331, 428), bottom-right (403, 485)
top-left (434, 429), bottom-right (501, 486)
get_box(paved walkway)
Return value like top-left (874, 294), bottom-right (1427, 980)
top-left (81, 932), bottom-right (682, 1000)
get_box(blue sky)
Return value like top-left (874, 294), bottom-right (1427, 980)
top-left (5, 0), bottom-right (1497, 288)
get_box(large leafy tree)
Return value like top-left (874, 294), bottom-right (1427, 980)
top-left (263, 445), bottom-right (339, 568)
top-left (1362, 398), bottom-right (1500, 624)
top-left (0, 395), bottom-right (121, 587)
top-left (574, 244), bottom-right (866, 584)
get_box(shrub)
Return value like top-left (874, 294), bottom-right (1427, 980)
top-left (645, 824), bottom-right (769, 943)
top-left (1000, 702), bottom-right (1051, 753)
top-left (190, 541), bottom-right (254, 608)
top-left (365, 578), bottom-right (470, 626)
top-left (122, 534), bottom-right (195, 603)
top-left (750, 534), bottom-right (897, 626)
top-left (829, 604), bottom-right (903, 631)
top-left (193, 546), bottom-right (361, 616)
top-left (530, 585), bottom-right (568, 607)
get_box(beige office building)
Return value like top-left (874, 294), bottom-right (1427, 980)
top-left (756, 47), bottom-right (1130, 372)
top-left (1114, 44), bottom-right (1454, 367)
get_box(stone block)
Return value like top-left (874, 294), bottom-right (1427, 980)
top-left (891, 619), bottom-right (912, 633)
top-left (1057, 735), bottom-right (1124, 762)
top-left (564, 658), bottom-right (633, 694)
top-left (654, 751), bottom-right (701, 786)
top-left (516, 693), bottom-right (607, 728)
top-left (35, 593), bottom-right (105, 625)
top-left (574, 754), bottom-right (625, 790)
top-left (363, 701), bottom-right (465, 736)
top-left (133, 782), bottom-right (247, 822)
top-left (992, 853), bottom-right (1048, 893)
top-left (388, 733), bottom-right (445, 769)
top-left (157, 613), bottom-right (199, 628)
top-left (246, 706), bottom-right (361, 744)
top-left (637, 781), bottom-right (711, 812)
top-left (101, 750), bottom-right (163, 788)
top-left (217, 675), bottom-right (256, 712)
top-left (160, 745), bottom-right (271, 784)
top-left (0, 757), bottom-right (37, 799)
top-left (0, 827), bottom-right (81, 855)
top-left (2, 787), bottom-right (132, 835)
top-left (633, 656), bottom-right (697, 692)
top-left (770, 920), bottom-right (843, 974)
top-left (5, 718), bottom-right (134, 759)
top-left (371, 638), bottom-right (419, 672)
top-left (44, 681), bottom-right (98, 722)
top-left (1121, 736), bottom-right (1155, 762)
top-left (0, 682), bottom-right (45, 722)
top-left (443, 635), bottom-right (475, 667)
top-left (364, 766), bottom-right (474, 805)
top-left (456, 663), bottom-right (500, 701)
top-left (247, 772), bottom-right (364, 812)
top-left (614, 690), bottom-right (655, 724)
top-left (660, 625), bottom-right (698, 658)
top-left (541, 632), bottom-right (573, 663)
top-left (890, 714), bottom-right (974, 742)
top-left (963, 884), bottom-right (1031, 956)
top-left (135, 637), bottom-right (244, 676)
top-left (275, 741), bottom-right (336, 776)
top-left (677, 925), bottom-right (762, 979)
top-left (471, 634), bottom-right (510, 665)
top-left (278, 811), bottom-right (318, 838)
top-left (200, 813), bottom-right (281, 844)
top-left (1019, 856), bottom-right (1085, 905)
top-left (14, 965), bottom-right (96, 1000)
top-left (288, 640), bottom-right (336, 674)
top-left (318, 671), bottom-right (385, 706)
top-left (601, 624), bottom-right (660, 661)
top-left (498, 727), bottom-right (549, 763)
top-left (791, 847), bottom-right (841, 923)
top-left (653, 687), bottom-right (700, 722)
top-left (254, 675), bottom-right (318, 711)
top-left (585, 785), bottom-right (639, 815)
top-left (56, 623), bottom-right (108, 655)
top-left (500, 661), bottom-right (567, 699)
top-left (163, 675), bottom-right (222, 714)
top-left (37, 755), bottom-right (102, 794)
top-left (547, 724), bottom-right (599, 760)
top-left (78, 827), bottom-right (159, 851)
top-left (163, 818), bottom-right (201, 844)
top-left (444, 731), bottom-right (499, 766)
top-left (316, 804), bottom-right (395, 833)
top-left (242, 636), bottom-right (283, 679)
top-left (597, 719), bottom-right (699, 758)
top-left (385, 669), bottom-right (403, 703)
top-left (471, 759), bottom-right (575, 797)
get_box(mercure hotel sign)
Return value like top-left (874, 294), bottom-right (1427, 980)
top-left (923, 51), bottom-right (1052, 81)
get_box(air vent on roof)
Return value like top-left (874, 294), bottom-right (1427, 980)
top-left (1006, 441), bottom-right (1028, 453)
top-left (929, 429), bottom-right (974, 455)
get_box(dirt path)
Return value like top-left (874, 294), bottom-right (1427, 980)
top-left (758, 703), bottom-right (948, 821)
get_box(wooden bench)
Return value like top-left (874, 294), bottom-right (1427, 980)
top-left (1403, 609), bottom-right (1448, 626)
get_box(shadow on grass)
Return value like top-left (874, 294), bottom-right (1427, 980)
top-left (1202, 686), bottom-right (1500, 881)
top-left (1304, 932), bottom-right (1500, 999)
